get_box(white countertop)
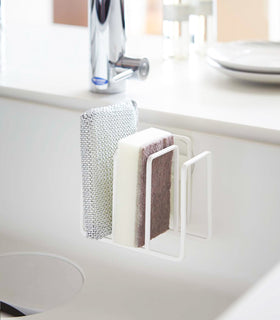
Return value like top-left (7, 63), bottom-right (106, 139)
top-left (0, 23), bottom-right (280, 144)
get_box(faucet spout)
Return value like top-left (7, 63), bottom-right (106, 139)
top-left (89, 0), bottom-right (149, 93)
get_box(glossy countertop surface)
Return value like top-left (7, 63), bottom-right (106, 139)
top-left (0, 23), bottom-right (279, 144)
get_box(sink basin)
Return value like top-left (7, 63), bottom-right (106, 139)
top-left (0, 253), bottom-right (84, 317)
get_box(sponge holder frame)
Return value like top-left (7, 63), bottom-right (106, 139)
top-left (102, 134), bottom-right (212, 262)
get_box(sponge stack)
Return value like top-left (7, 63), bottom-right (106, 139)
top-left (113, 128), bottom-right (174, 247)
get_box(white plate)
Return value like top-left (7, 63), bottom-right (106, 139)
top-left (207, 41), bottom-right (280, 74)
top-left (208, 58), bottom-right (280, 84)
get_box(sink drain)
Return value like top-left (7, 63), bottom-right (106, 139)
top-left (0, 301), bottom-right (25, 317)
top-left (0, 252), bottom-right (84, 317)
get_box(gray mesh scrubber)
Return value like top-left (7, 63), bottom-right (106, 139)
top-left (80, 100), bottom-right (138, 239)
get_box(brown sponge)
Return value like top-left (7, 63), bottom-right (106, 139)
top-left (136, 135), bottom-right (174, 247)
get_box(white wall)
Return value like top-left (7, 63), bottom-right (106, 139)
top-left (125, 0), bottom-right (147, 36)
top-left (4, 0), bottom-right (53, 25)
top-left (268, 0), bottom-right (280, 40)
top-left (3, 0), bottom-right (280, 40)
top-left (3, 0), bottom-right (145, 30)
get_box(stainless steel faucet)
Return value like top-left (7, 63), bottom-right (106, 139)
top-left (89, 0), bottom-right (149, 94)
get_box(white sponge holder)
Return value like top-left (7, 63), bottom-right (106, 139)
top-left (103, 134), bottom-right (212, 262)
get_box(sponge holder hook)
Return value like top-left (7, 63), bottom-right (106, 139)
top-left (103, 134), bottom-right (212, 262)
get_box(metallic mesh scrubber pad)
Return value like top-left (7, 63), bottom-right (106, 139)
top-left (80, 100), bottom-right (138, 239)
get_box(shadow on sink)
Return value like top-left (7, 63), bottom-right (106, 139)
top-left (0, 252), bottom-right (84, 317)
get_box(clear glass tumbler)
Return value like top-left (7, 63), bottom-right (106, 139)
top-left (162, 0), bottom-right (192, 59)
top-left (189, 0), bottom-right (216, 55)
top-left (0, 0), bottom-right (6, 72)
top-left (162, 0), bottom-right (216, 59)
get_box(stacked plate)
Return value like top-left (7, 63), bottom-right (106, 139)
top-left (207, 41), bottom-right (280, 84)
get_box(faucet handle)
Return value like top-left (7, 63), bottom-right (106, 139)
top-left (113, 57), bottom-right (150, 83)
